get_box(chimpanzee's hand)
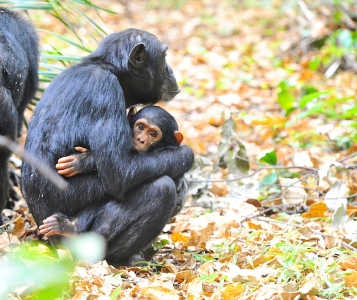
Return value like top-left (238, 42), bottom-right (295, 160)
top-left (56, 147), bottom-right (89, 177)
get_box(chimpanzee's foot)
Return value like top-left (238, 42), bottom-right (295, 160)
top-left (39, 213), bottom-right (77, 238)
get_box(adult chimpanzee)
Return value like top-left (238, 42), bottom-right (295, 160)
top-left (39, 106), bottom-right (189, 238)
top-left (21, 29), bottom-right (194, 266)
top-left (0, 8), bottom-right (39, 224)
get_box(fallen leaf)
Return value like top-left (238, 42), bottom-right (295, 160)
top-left (221, 283), bottom-right (244, 300)
top-left (344, 271), bottom-right (357, 288)
top-left (141, 286), bottom-right (180, 300)
top-left (301, 202), bottom-right (328, 218)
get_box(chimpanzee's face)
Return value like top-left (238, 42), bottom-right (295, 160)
top-left (91, 29), bottom-right (180, 107)
top-left (132, 118), bottom-right (162, 152)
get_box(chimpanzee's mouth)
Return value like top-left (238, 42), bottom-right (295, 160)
top-left (162, 88), bottom-right (180, 101)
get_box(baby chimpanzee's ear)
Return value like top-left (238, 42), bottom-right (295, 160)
top-left (127, 107), bottom-right (137, 120)
top-left (174, 131), bottom-right (183, 145)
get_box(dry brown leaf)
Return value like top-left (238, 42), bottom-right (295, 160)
top-left (172, 221), bottom-right (191, 233)
top-left (0, 232), bottom-right (20, 252)
top-left (282, 186), bottom-right (307, 206)
top-left (347, 204), bottom-right (357, 217)
top-left (180, 255), bottom-right (197, 271)
top-left (252, 253), bottom-right (276, 268)
top-left (210, 182), bottom-right (229, 197)
top-left (190, 223), bottom-right (214, 248)
top-left (245, 283), bottom-right (281, 300)
top-left (164, 261), bottom-right (179, 274)
top-left (171, 249), bottom-right (187, 263)
top-left (251, 115), bottom-right (287, 127)
top-left (247, 221), bottom-right (263, 230)
top-left (172, 231), bottom-right (191, 246)
top-left (175, 270), bottom-right (197, 283)
top-left (324, 235), bottom-right (342, 249)
top-left (340, 256), bottom-right (357, 270)
top-left (280, 291), bottom-right (300, 300)
top-left (221, 283), bottom-right (244, 300)
top-left (344, 271), bottom-right (357, 288)
top-left (186, 279), bottom-right (203, 299)
top-left (299, 276), bottom-right (321, 295)
top-left (11, 217), bottom-right (26, 238)
top-left (232, 267), bottom-right (279, 283)
top-left (202, 281), bottom-right (217, 297)
top-left (141, 286), bottom-right (179, 300)
top-left (292, 151), bottom-right (314, 168)
top-left (301, 202), bottom-right (328, 218)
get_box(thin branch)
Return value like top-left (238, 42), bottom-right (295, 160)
top-left (187, 164), bottom-right (317, 183)
top-left (0, 135), bottom-right (68, 190)
top-left (0, 216), bottom-right (21, 230)
top-left (339, 152), bottom-right (357, 163)
top-left (298, 0), bottom-right (315, 22)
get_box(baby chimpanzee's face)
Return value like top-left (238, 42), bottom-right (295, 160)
top-left (133, 118), bottom-right (163, 152)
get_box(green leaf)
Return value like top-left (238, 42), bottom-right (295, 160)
top-left (152, 239), bottom-right (169, 251)
top-left (338, 29), bottom-right (353, 50)
top-left (0, 241), bottom-right (74, 299)
top-left (277, 81), bottom-right (295, 111)
top-left (308, 58), bottom-right (320, 71)
top-left (299, 90), bottom-right (331, 109)
top-left (260, 151), bottom-right (277, 165)
top-left (260, 172), bottom-right (278, 186)
top-left (111, 286), bottom-right (123, 300)
top-left (38, 29), bottom-right (92, 52)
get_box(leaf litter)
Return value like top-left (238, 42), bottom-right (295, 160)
top-left (2, 0), bottom-right (357, 299)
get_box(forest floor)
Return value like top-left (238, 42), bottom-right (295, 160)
top-left (2, 0), bottom-right (357, 299)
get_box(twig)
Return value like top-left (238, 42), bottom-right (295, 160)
top-left (187, 165), bottom-right (317, 183)
top-left (0, 216), bottom-right (21, 229)
top-left (338, 152), bottom-right (357, 163)
top-left (298, 0), bottom-right (315, 22)
top-left (0, 135), bottom-right (68, 190)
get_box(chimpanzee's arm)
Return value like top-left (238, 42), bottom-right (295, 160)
top-left (91, 114), bottom-right (194, 198)
top-left (80, 70), bottom-right (194, 198)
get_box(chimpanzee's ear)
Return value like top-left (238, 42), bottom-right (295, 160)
top-left (129, 43), bottom-right (146, 68)
top-left (127, 107), bottom-right (137, 119)
top-left (174, 131), bottom-right (183, 145)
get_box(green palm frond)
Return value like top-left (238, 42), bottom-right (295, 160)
top-left (1, 0), bottom-right (115, 103)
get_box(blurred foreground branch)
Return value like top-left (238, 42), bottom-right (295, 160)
top-left (0, 135), bottom-right (68, 190)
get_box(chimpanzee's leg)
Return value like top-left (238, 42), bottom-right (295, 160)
top-left (40, 175), bottom-right (177, 266)
top-left (92, 175), bottom-right (177, 266)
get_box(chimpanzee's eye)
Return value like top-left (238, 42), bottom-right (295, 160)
top-left (150, 131), bottom-right (157, 138)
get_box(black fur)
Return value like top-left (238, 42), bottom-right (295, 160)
top-left (0, 8), bottom-right (39, 224)
top-left (21, 29), bottom-right (194, 266)
top-left (54, 106), bottom-right (189, 226)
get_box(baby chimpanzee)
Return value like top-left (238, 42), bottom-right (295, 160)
top-left (39, 106), bottom-right (188, 238)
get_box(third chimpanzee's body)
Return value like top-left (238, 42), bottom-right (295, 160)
top-left (21, 29), bottom-right (194, 266)
top-left (0, 8), bottom-right (38, 223)
top-left (39, 106), bottom-right (189, 239)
